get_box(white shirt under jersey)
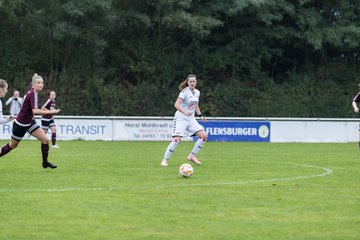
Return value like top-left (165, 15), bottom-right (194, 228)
top-left (0, 100), bottom-right (10, 124)
top-left (174, 87), bottom-right (200, 120)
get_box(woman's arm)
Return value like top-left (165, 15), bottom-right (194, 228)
top-left (33, 108), bottom-right (60, 115)
top-left (0, 110), bottom-right (14, 124)
top-left (195, 105), bottom-right (206, 122)
top-left (0, 114), bottom-right (9, 124)
top-left (352, 101), bottom-right (359, 112)
top-left (174, 98), bottom-right (191, 116)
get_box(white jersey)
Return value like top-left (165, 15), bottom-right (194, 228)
top-left (0, 100), bottom-right (10, 124)
top-left (174, 87), bottom-right (200, 120)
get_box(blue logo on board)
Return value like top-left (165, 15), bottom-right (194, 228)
top-left (198, 121), bottom-right (270, 142)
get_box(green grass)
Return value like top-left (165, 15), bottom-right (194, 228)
top-left (0, 140), bottom-right (359, 240)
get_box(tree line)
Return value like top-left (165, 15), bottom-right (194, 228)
top-left (1, 0), bottom-right (359, 117)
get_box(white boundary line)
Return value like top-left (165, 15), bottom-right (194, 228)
top-left (0, 162), bottom-right (333, 193)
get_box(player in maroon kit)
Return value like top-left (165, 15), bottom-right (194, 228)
top-left (41, 91), bottom-right (60, 148)
top-left (0, 74), bottom-right (61, 169)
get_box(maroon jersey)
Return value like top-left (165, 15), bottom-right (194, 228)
top-left (15, 88), bottom-right (38, 125)
top-left (41, 99), bottom-right (56, 119)
top-left (353, 92), bottom-right (360, 103)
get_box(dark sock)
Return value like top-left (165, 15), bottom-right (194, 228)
top-left (51, 133), bottom-right (56, 146)
top-left (0, 143), bottom-right (12, 157)
top-left (41, 143), bottom-right (49, 163)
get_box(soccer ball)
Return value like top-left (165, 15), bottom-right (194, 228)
top-left (179, 163), bottom-right (194, 178)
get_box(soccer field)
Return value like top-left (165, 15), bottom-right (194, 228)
top-left (0, 140), bottom-right (359, 239)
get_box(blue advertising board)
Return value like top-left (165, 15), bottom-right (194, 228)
top-left (199, 121), bottom-right (270, 142)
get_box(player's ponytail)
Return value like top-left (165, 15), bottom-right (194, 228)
top-left (178, 74), bottom-right (196, 91)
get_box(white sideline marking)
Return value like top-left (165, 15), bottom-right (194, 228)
top-left (0, 162), bottom-right (333, 193)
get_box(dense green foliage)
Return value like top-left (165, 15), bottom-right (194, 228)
top-left (1, 0), bottom-right (359, 117)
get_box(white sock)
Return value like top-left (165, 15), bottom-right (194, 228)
top-left (191, 138), bottom-right (205, 155)
top-left (163, 140), bottom-right (180, 160)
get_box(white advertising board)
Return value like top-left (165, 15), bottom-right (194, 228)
top-left (270, 120), bottom-right (358, 142)
top-left (55, 119), bottom-right (113, 141)
top-left (0, 117), bottom-right (191, 141)
top-left (0, 116), bottom-right (358, 142)
top-left (0, 118), bottom-right (113, 141)
top-left (112, 119), bottom-right (191, 141)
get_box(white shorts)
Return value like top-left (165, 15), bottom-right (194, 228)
top-left (172, 117), bottom-right (204, 137)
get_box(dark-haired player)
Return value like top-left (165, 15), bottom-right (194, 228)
top-left (41, 90), bottom-right (60, 148)
top-left (160, 74), bottom-right (208, 167)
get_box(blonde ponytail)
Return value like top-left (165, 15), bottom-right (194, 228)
top-left (32, 73), bottom-right (42, 84)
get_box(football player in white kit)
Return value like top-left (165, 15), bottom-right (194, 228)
top-left (160, 74), bottom-right (208, 167)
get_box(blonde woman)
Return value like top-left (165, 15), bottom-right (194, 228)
top-left (0, 74), bottom-right (61, 169)
top-left (160, 74), bottom-right (208, 167)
